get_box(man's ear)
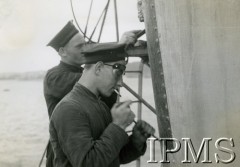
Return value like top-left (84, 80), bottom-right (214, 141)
top-left (95, 61), bottom-right (104, 75)
top-left (58, 47), bottom-right (66, 57)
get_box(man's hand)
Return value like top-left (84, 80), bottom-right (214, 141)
top-left (131, 120), bottom-right (155, 149)
top-left (111, 101), bottom-right (135, 130)
top-left (119, 30), bottom-right (142, 45)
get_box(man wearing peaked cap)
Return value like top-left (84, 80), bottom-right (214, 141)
top-left (43, 21), bottom-right (143, 167)
top-left (79, 42), bottom-right (128, 64)
top-left (44, 21), bottom-right (140, 117)
top-left (49, 27), bottom-right (155, 167)
top-left (47, 21), bottom-right (79, 51)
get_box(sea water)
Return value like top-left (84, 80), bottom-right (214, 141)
top-left (0, 78), bottom-right (159, 167)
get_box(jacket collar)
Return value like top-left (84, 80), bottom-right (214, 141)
top-left (59, 61), bottom-right (83, 73)
top-left (74, 83), bottom-right (99, 101)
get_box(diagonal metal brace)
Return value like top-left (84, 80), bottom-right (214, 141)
top-left (122, 82), bottom-right (156, 114)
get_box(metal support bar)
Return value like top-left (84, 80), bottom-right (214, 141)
top-left (136, 62), bottom-right (144, 167)
top-left (137, 62), bottom-right (144, 121)
top-left (143, 0), bottom-right (173, 150)
top-left (122, 82), bottom-right (156, 114)
top-left (125, 71), bottom-right (142, 73)
top-left (126, 45), bottom-right (148, 58)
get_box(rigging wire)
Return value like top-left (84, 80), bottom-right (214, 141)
top-left (70, 0), bottom-right (111, 43)
top-left (70, 0), bottom-right (94, 42)
top-left (97, 0), bottom-right (111, 42)
top-left (84, 0), bottom-right (94, 38)
top-left (88, 0), bottom-right (110, 42)
top-left (38, 142), bottom-right (48, 167)
top-left (88, 7), bottom-right (106, 41)
top-left (113, 0), bottom-right (119, 41)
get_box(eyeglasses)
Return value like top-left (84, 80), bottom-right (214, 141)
top-left (104, 63), bottom-right (126, 77)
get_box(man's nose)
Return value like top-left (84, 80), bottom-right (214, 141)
top-left (116, 75), bottom-right (123, 87)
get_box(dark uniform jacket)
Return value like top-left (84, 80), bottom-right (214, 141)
top-left (44, 61), bottom-right (117, 117)
top-left (44, 61), bottom-right (117, 167)
top-left (50, 83), bottom-right (146, 167)
top-left (44, 61), bottom-right (83, 117)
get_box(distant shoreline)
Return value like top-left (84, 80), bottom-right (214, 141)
top-left (0, 71), bottom-right (46, 80)
top-left (0, 62), bottom-right (151, 80)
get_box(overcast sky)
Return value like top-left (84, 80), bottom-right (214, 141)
top-left (0, 0), bottom-right (145, 73)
